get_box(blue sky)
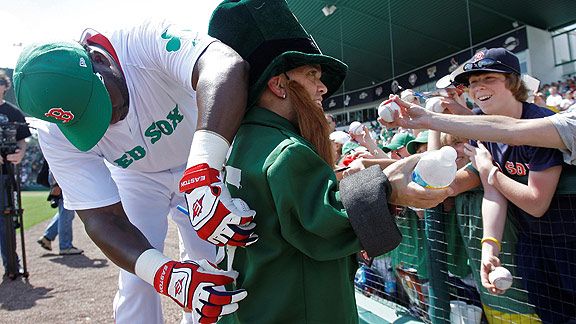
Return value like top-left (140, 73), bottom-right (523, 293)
top-left (0, 0), bottom-right (220, 68)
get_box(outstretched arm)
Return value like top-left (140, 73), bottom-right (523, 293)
top-left (384, 97), bottom-right (566, 150)
top-left (479, 186), bottom-right (508, 294)
top-left (425, 113), bottom-right (565, 150)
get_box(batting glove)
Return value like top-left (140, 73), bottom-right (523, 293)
top-left (154, 258), bottom-right (247, 323)
top-left (179, 163), bottom-right (258, 247)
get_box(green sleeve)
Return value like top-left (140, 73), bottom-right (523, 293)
top-left (267, 142), bottom-right (362, 261)
top-left (465, 162), bottom-right (480, 176)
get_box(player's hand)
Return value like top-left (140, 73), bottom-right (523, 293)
top-left (153, 259), bottom-right (247, 323)
top-left (383, 154), bottom-right (453, 208)
top-left (179, 163), bottom-right (258, 247)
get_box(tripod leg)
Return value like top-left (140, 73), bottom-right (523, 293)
top-left (14, 166), bottom-right (28, 278)
top-left (2, 213), bottom-right (19, 279)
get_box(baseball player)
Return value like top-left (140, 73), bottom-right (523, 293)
top-left (14, 20), bottom-right (256, 323)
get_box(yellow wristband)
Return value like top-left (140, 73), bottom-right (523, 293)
top-left (481, 237), bottom-right (501, 251)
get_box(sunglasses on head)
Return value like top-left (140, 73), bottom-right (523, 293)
top-left (463, 58), bottom-right (519, 75)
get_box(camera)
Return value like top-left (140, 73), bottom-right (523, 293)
top-left (0, 119), bottom-right (19, 158)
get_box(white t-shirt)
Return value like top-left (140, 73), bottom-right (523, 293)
top-left (547, 111), bottom-right (576, 165)
top-left (546, 93), bottom-right (563, 108)
top-left (38, 20), bottom-right (216, 210)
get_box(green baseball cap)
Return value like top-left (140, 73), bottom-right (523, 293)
top-left (342, 141), bottom-right (361, 155)
top-left (381, 132), bottom-right (415, 153)
top-left (14, 41), bottom-right (112, 152)
top-left (406, 130), bottom-right (429, 154)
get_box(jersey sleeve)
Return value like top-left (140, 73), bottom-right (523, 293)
top-left (267, 142), bottom-right (362, 261)
top-left (526, 145), bottom-right (564, 172)
top-left (547, 111), bottom-right (576, 165)
top-left (38, 124), bottom-right (120, 210)
top-left (116, 20), bottom-right (217, 92)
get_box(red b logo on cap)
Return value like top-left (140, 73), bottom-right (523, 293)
top-left (472, 51), bottom-right (485, 63)
top-left (45, 108), bottom-right (75, 123)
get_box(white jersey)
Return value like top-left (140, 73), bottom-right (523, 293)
top-left (38, 20), bottom-right (216, 210)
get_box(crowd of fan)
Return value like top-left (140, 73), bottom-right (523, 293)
top-left (324, 72), bottom-right (576, 324)
top-left (538, 77), bottom-right (576, 112)
top-left (19, 137), bottom-right (45, 190)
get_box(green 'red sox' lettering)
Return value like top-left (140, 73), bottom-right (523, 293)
top-left (145, 105), bottom-right (184, 144)
top-left (114, 105), bottom-right (184, 169)
top-left (114, 146), bottom-right (146, 169)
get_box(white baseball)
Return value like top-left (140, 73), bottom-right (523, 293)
top-left (348, 121), bottom-right (364, 135)
top-left (425, 96), bottom-right (445, 113)
top-left (488, 266), bottom-right (513, 290)
top-left (378, 100), bottom-right (400, 122)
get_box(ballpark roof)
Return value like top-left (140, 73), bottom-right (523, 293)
top-left (286, 0), bottom-right (576, 94)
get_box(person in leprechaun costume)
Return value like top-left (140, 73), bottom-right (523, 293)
top-left (208, 0), bottom-right (453, 322)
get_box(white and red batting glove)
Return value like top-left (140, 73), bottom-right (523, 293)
top-left (136, 249), bottom-right (247, 323)
top-left (155, 259), bottom-right (245, 323)
top-left (180, 163), bottom-right (258, 246)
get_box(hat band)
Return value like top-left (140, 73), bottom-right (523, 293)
top-left (247, 37), bottom-right (321, 84)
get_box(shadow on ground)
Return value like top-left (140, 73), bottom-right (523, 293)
top-left (46, 254), bottom-right (108, 269)
top-left (0, 278), bottom-right (53, 311)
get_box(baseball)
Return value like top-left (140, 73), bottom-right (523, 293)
top-left (378, 99), bottom-right (400, 122)
top-left (348, 121), bottom-right (364, 135)
top-left (425, 96), bottom-right (445, 113)
top-left (488, 266), bottom-right (513, 290)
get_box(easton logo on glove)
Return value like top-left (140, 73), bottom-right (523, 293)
top-left (180, 163), bottom-right (220, 193)
top-left (180, 176), bottom-right (205, 188)
top-left (178, 163), bottom-right (258, 247)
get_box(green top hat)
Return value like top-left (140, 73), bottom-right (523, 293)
top-left (382, 132), bottom-right (415, 153)
top-left (406, 130), bottom-right (429, 154)
top-left (13, 42), bottom-right (112, 152)
top-left (208, 0), bottom-right (347, 105)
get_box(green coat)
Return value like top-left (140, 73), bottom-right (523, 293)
top-left (221, 107), bottom-right (364, 323)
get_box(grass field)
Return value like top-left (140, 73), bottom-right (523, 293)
top-left (20, 190), bottom-right (58, 230)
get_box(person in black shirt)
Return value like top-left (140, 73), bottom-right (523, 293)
top-left (0, 69), bottom-right (31, 278)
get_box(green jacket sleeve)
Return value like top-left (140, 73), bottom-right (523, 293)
top-left (267, 142), bottom-right (362, 261)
